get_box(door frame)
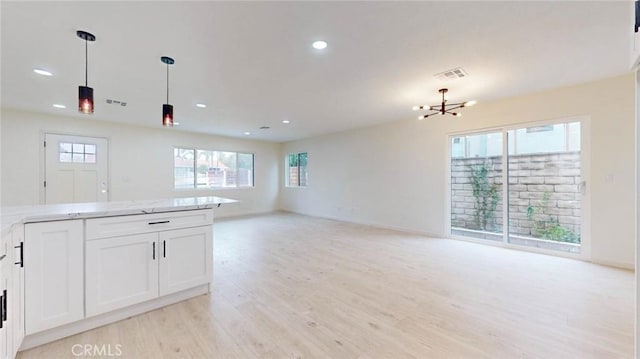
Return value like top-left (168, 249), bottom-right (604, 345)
top-left (445, 115), bottom-right (591, 261)
top-left (40, 131), bottom-right (110, 204)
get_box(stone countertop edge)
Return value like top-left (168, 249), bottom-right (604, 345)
top-left (0, 196), bottom-right (239, 236)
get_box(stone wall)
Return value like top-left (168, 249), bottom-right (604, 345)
top-left (451, 151), bottom-right (581, 238)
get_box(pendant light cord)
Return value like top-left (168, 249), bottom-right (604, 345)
top-left (166, 63), bottom-right (169, 104)
top-left (85, 39), bottom-right (88, 87)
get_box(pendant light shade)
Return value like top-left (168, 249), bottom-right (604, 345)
top-left (161, 56), bottom-right (175, 127)
top-left (163, 104), bottom-right (174, 127)
top-left (77, 30), bottom-right (96, 114)
top-left (78, 86), bottom-right (93, 114)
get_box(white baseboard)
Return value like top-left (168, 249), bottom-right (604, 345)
top-left (278, 209), bottom-right (443, 239)
top-left (20, 284), bottom-right (209, 351)
top-left (590, 258), bottom-right (635, 271)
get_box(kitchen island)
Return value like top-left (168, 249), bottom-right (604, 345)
top-left (0, 196), bottom-right (236, 357)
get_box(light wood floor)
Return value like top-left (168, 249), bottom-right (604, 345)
top-left (19, 212), bottom-right (634, 358)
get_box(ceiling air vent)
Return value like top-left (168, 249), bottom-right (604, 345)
top-left (435, 67), bottom-right (468, 81)
top-left (105, 99), bottom-right (127, 107)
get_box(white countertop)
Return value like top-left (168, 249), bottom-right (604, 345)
top-left (1, 196), bottom-right (237, 236)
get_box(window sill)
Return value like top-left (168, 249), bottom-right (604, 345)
top-left (173, 186), bottom-right (255, 191)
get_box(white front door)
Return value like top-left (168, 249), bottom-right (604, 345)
top-left (44, 134), bottom-right (108, 204)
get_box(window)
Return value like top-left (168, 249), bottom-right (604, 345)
top-left (174, 147), bottom-right (254, 189)
top-left (452, 123), bottom-right (579, 158)
top-left (59, 142), bottom-right (97, 163)
top-left (449, 120), bottom-right (583, 254)
top-left (286, 152), bottom-right (307, 187)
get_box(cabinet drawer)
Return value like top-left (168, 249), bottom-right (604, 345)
top-left (86, 209), bottom-right (213, 240)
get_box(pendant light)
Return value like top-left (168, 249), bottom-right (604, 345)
top-left (77, 30), bottom-right (96, 114)
top-left (413, 88), bottom-right (476, 119)
top-left (161, 56), bottom-right (175, 127)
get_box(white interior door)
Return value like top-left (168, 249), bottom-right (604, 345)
top-left (45, 133), bottom-right (108, 204)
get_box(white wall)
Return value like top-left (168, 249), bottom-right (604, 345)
top-left (635, 68), bottom-right (639, 359)
top-left (281, 73), bottom-right (636, 269)
top-left (0, 108), bottom-right (281, 218)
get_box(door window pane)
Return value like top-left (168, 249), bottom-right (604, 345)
top-left (507, 122), bottom-right (581, 253)
top-left (72, 143), bottom-right (85, 153)
top-left (59, 142), bottom-right (98, 164)
top-left (72, 153), bottom-right (84, 163)
top-left (450, 132), bottom-right (503, 242)
top-left (60, 142), bottom-right (72, 153)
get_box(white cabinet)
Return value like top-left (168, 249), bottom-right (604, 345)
top-left (85, 210), bottom-right (213, 317)
top-left (10, 224), bottom-right (24, 358)
top-left (24, 220), bottom-right (84, 334)
top-left (85, 233), bottom-right (159, 317)
top-left (0, 258), bottom-right (9, 359)
top-left (159, 226), bottom-right (212, 296)
top-left (0, 223), bottom-right (23, 359)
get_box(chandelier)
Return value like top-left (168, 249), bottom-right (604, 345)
top-left (413, 88), bottom-right (476, 119)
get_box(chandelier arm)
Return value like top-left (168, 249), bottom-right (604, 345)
top-left (446, 104), bottom-right (464, 110)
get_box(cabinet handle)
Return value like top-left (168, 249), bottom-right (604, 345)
top-left (0, 293), bottom-right (3, 329)
top-left (2, 289), bottom-right (6, 322)
top-left (163, 240), bottom-right (166, 258)
top-left (15, 242), bottom-right (24, 267)
top-left (148, 220), bottom-right (170, 225)
top-left (152, 242), bottom-right (156, 260)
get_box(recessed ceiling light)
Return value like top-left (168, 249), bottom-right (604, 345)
top-left (244, 132), bottom-right (251, 136)
top-left (282, 120), bottom-right (290, 124)
top-left (312, 40), bottom-right (327, 50)
top-left (34, 68), bottom-right (53, 76)
top-left (52, 104), bottom-right (66, 109)
top-left (196, 103), bottom-right (206, 108)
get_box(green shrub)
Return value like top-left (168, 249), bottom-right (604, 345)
top-left (526, 192), bottom-right (580, 244)
top-left (469, 163), bottom-right (500, 231)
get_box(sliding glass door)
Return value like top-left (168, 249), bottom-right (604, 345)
top-left (450, 131), bottom-right (504, 242)
top-left (450, 119), bottom-right (585, 255)
top-left (506, 122), bottom-right (581, 253)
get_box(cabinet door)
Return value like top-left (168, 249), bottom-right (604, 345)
top-left (86, 233), bottom-right (159, 317)
top-left (25, 220), bottom-right (84, 334)
top-left (11, 224), bottom-right (24, 357)
top-left (159, 226), bottom-right (212, 296)
top-left (0, 260), bottom-right (9, 359)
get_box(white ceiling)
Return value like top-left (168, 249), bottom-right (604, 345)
top-left (1, 1), bottom-right (633, 142)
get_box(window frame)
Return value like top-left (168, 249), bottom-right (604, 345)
top-left (173, 147), bottom-right (255, 190)
top-left (285, 152), bottom-right (308, 188)
top-left (445, 115), bottom-right (591, 261)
